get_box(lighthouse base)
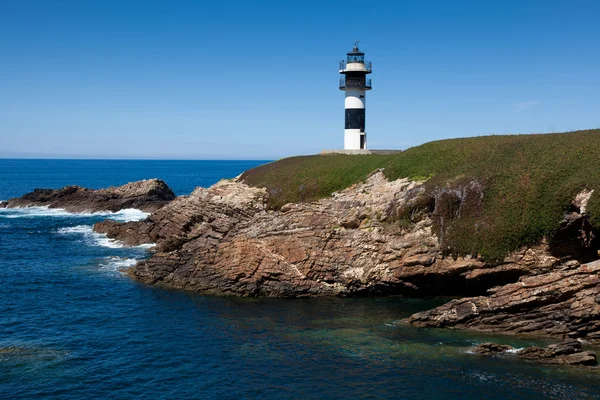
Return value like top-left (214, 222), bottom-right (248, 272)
top-left (320, 149), bottom-right (403, 155)
top-left (344, 130), bottom-right (366, 150)
top-left (321, 149), bottom-right (371, 155)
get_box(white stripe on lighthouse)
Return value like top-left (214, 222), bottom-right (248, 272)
top-left (345, 88), bottom-right (366, 109)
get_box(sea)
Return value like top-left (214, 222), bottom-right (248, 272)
top-left (1, 159), bottom-right (599, 399)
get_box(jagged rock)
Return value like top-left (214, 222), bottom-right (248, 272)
top-left (67, 171), bottom-right (600, 347)
top-left (472, 342), bottom-right (514, 355)
top-left (2, 179), bottom-right (175, 213)
top-left (94, 173), bottom-right (563, 300)
top-left (407, 260), bottom-right (600, 341)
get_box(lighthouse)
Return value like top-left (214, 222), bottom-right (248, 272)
top-left (339, 43), bottom-right (372, 150)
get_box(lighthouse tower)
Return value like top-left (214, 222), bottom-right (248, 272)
top-left (339, 43), bottom-right (372, 150)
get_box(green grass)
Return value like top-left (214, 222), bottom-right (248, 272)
top-left (240, 154), bottom-right (393, 209)
top-left (242, 129), bottom-right (600, 260)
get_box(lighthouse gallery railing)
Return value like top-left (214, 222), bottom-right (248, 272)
top-left (339, 76), bottom-right (372, 89)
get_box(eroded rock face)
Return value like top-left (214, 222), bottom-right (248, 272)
top-left (2, 179), bottom-right (175, 213)
top-left (95, 173), bottom-right (559, 298)
top-left (407, 259), bottom-right (600, 341)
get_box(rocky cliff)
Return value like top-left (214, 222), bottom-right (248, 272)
top-left (7, 168), bottom-right (599, 354)
top-left (1, 179), bottom-right (176, 213)
top-left (88, 171), bottom-right (600, 351)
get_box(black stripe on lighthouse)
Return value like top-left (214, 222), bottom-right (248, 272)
top-left (345, 108), bottom-right (365, 130)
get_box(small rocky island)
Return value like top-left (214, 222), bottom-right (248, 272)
top-left (0, 179), bottom-right (175, 213)
top-left (5, 129), bottom-right (600, 366)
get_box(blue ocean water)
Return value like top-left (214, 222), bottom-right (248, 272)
top-left (1, 159), bottom-right (600, 400)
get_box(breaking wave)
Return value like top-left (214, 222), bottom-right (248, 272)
top-left (57, 225), bottom-right (154, 249)
top-left (98, 257), bottom-right (138, 274)
top-left (0, 206), bottom-right (149, 222)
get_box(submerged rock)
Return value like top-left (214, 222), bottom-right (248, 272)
top-left (2, 179), bottom-right (175, 213)
top-left (472, 342), bottom-right (514, 355)
top-left (472, 340), bottom-right (597, 366)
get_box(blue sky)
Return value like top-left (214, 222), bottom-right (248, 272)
top-left (1, 0), bottom-right (599, 159)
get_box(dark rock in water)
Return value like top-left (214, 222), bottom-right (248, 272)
top-left (0, 201), bottom-right (7, 208)
top-left (94, 219), bottom-right (154, 247)
top-left (516, 346), bottom-right (554, 360)
top-left (472, 340), bottom-right (597, 366)
top-left (472, 342), bottom-right (514, 355)
top-left (517, 340), bottom-right (597, 366)
top-left (3, 179), bottom-right (175, 213)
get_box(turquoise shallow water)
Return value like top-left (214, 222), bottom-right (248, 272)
top-left (1, 159), bottom-right (600, 399)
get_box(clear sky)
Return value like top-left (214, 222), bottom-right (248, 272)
top-left (1, 0), bottom-right (599, 159)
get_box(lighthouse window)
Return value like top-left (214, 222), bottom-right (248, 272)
top-left (359, 95), bottom-right (364, 98)
top-left (347, 54), bottom-right (364, 63)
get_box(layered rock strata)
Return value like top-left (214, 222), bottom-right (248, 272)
top-left (95, 173), bottom-right (571, 301)
top-left (1, 179), bottom-right (175, 213)
top-left (408, 259), bottom-right (600, 341)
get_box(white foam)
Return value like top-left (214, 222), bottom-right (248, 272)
top-left (505, 347), bottom-right (524, 354)
top-left (98, 257), bottom-right (138, 274)
top-left (57, 225), bottom-right (155, 249)
top-left (110, 208), bottom-right (150, 222)
top-left (58, 225), bottom-right (93, 234)
top-left (0, 206), bottom-right (149, 222)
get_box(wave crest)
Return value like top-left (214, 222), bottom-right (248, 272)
top-left (0, 206), bottom-right (149, 222)
top-left (57, 225), bottom-right (155, 249)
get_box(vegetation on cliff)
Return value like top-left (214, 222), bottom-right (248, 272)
top-left (242, 129), bottom-right (600, 260)
top-left (240, 154), bottom-right (392, 209)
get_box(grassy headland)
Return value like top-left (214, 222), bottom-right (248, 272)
top-left (241, 129), bottom-right (600, 260)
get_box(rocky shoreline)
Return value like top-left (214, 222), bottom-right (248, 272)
top-left (0, 179), bottom-right (175, 213)
top-left (5, 173), bottom-right (600, 366)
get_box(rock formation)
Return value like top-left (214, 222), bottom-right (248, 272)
top-left (6, 170), bottom-right (597, 357)
top-left (88, 171), bottom-right (600, 354)
top-left (407, 259), bottom-right (600, 341)
top-left (472, 340), bottom-right (597, 366)
top-left (96, 172), bottom-right (528, 297)
top-left (1, 179), bottom-right (175, 213)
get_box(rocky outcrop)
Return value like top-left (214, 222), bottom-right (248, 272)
top-left (93, 173), bottom-right (561, 298)
top-left (5, 166), bottom-right (600, 361)
top-left (407, 259), bottom-right (600, 341)
top-left (472, 342), bottom-right (514, 355)
top-left (80, 171), bottom-right (600, 347)
top-left (472, 340), bottom-right (597, 366)
top-left (2, 179), bottom-right (175, 213)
